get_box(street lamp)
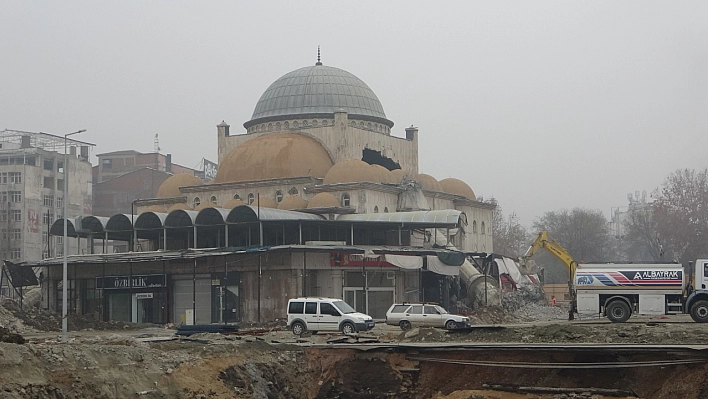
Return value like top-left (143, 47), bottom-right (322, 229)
top-left (62, 129), bottom-right (86, 343)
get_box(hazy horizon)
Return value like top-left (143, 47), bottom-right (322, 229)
top-left (2, 1), bottom-right (706, 227)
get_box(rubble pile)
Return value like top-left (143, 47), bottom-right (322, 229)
top-left (1, 300), bottom-right (140, 332)
top-left (501, 284), bottom-right (545, 312)
top-left (0, 326), bottom-right (24, 344)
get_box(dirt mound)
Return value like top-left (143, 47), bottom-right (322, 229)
top-left (1, 300), bottom-right (141, 332)
top-left (0, 326), bottom-right (24, 343)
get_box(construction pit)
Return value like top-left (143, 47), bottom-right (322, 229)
top-left (3, 301), bottom-right (708, 399)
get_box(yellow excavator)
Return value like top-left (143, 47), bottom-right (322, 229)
top-left (519, 231), bottom-right (578, 320)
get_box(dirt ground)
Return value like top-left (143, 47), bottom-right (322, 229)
top-left (3, 299), bottom-right (708, 398)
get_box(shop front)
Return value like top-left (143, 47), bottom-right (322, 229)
top-left (96, 274), bottom-right (167, 324)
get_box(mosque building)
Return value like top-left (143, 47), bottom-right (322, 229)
top-left (144, 56), bottom-right (494, 253)
top-left (31, 55), bottom-right (496, 325)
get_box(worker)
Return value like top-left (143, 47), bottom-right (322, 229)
top-left (551, 296), bottom-right (556, 307)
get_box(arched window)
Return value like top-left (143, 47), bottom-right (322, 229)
top-left (210, 196), bottom-right (217, 205)
top-left (193, 197), bottom-right (201, 207)
top-left (341, 193), bottom-right (350, 207)
top-left (268, 123), bottom-right (273, 131)
top-left (384, 207), bottom-right (388, 213)
top-left (284, 121), bottom-right (289, 129)
top-left (374, 206), bottom-right (379, 213)
top-left (293, 121), bottom-right (299, 129)
top-left (481, 222), bottom-right (486, 235)
top-left (247, 193), bottom-right (255, 205)
top-left (276, 122), bottom-right (281, 131)
top-left (288, 187), bottom-right (298, 195)
top-left (276, 190), bottom-right (283, 203)
top-left (473, 220), bottom-right (477, 233)
top-left (233, 194), bottom-right (240, 200)
top-left (312, 120), bottom-right (318, 127)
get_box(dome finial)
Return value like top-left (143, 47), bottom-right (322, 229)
top-left (316, 46), bottom-right (322, 66)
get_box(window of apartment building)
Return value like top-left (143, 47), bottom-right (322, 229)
top-left (56, 197), bottom-right (63, 209)
top-left (0, 157), bottom-right (8, 166)
top-left (42, 249), bottom-right (50, 259)
top-left (0, 211), bottom-right (6, 222)
top-left (9, 172), bottom-right (21, 184)
top-left (57, 161), bottom-right (64, 173)
top-left (0, 172), bottom-right (6, 184)
top-left (57, 236), bottom-right (63, 244)
top-left (44, 158), bottom-right (54, 170)
top-left (10, 248), bottom-right (20, 259)
top-left (43, 210), bottom-right (54, 225)
top-left (43, 177), bottom-right (55, 189)
top-left (42, 231), bottom-right (48, 243)
top-left (0, 191), bottom-right (7, 202)
top-left (43, 195), bottom-right (54, 207)
top-left (1, 229), bottom-right (6, 240)
top-left (102, 158), bottom-right (112, 169)
top-left (481, 222), bottom-right (486, 235)
top-left (10, 191), bottom-right (21, 203)
top-left (24, 156), bottom-right (36, 166)
top-left (57, 179), bottom-right (64, 191)
top-left (11, 209), bottom-right (21, 222)
top-left (11, 229), bottom-right (21, 240)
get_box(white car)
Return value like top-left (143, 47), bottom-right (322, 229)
top-left (385, 303), bottom-right (470, 330)
top-left (286, 297), bottom-right (375, 335)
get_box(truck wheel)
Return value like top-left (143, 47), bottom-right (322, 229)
top-left (606, 300), bottom-right (631, 323)
top-left (690, 300), bottom-right (708, 323)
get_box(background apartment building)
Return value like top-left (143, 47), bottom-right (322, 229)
top-left (0, 129), bottom-right (93, 297)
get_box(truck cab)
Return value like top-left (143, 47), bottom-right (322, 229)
top-left (685, 259), bottom-right (708, 322)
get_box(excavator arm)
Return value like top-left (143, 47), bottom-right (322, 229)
top-left (521, 231), bottom-right (578, 320)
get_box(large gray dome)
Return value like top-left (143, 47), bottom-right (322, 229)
top-left (244, 64), bottom-right (393, 129)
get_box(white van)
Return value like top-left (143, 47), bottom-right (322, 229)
top-left (286, 297), bottom-right (375, 335)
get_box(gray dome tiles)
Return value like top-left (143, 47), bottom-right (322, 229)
top-left (244, 65), bottom-right (393, 128)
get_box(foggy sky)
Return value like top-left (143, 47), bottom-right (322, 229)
top-left (2, 1), bottom-right (706, 226)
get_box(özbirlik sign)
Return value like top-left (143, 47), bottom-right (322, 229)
top-left (96, 274), bottom-right (165, 290)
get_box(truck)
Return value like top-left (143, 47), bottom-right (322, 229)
top-left (575, 260), bottom-right (708, 323)
top-left (521, 232), bottom-right (708, 323)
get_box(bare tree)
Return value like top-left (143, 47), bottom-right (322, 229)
top-left (491, 200), bottom-right (529, 257)
top-left (533, 208), bottom-right (612, 262)
top-left (621, 206), bottom-right (664, 261)
top-left (652, 168), bottom-right (708, 262)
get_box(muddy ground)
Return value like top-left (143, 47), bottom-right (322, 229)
top-left (2, 300), bottom-right (708, 398)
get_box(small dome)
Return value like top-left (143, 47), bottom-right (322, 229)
top-left (252, 197), bottom-right (277, 209)
top-left (308, 192), bottom-right (341, 208)
top-left (324, 159), bottom-right (379, 184)
top-left (156, 174), bottom-right (203, 198)
top-left (439, 178), bottom-right (476, 200)
top-left (245, 64), bottom-right (393, 129)
top-left (390, 169), bottom-right (405, 183)
top-left (167, 203), bottom-right (191, 212)
top-left (194, 201), bottom-right (217, 211)
top-left (214, 133), bottom-right (334, 183)
top-left (370, 164), bottom-right (395, 184)
top-left (278, 195), bottom-right (308, 210)
top-left (416, 173), bottom-right (442, 192)
top-left (143, 205), bottom-right (166, 213)
top-left (222, 199), bottom-right (245, 209)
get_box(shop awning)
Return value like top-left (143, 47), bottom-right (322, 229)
top-left (336, 209), bottom-right (464, 228)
